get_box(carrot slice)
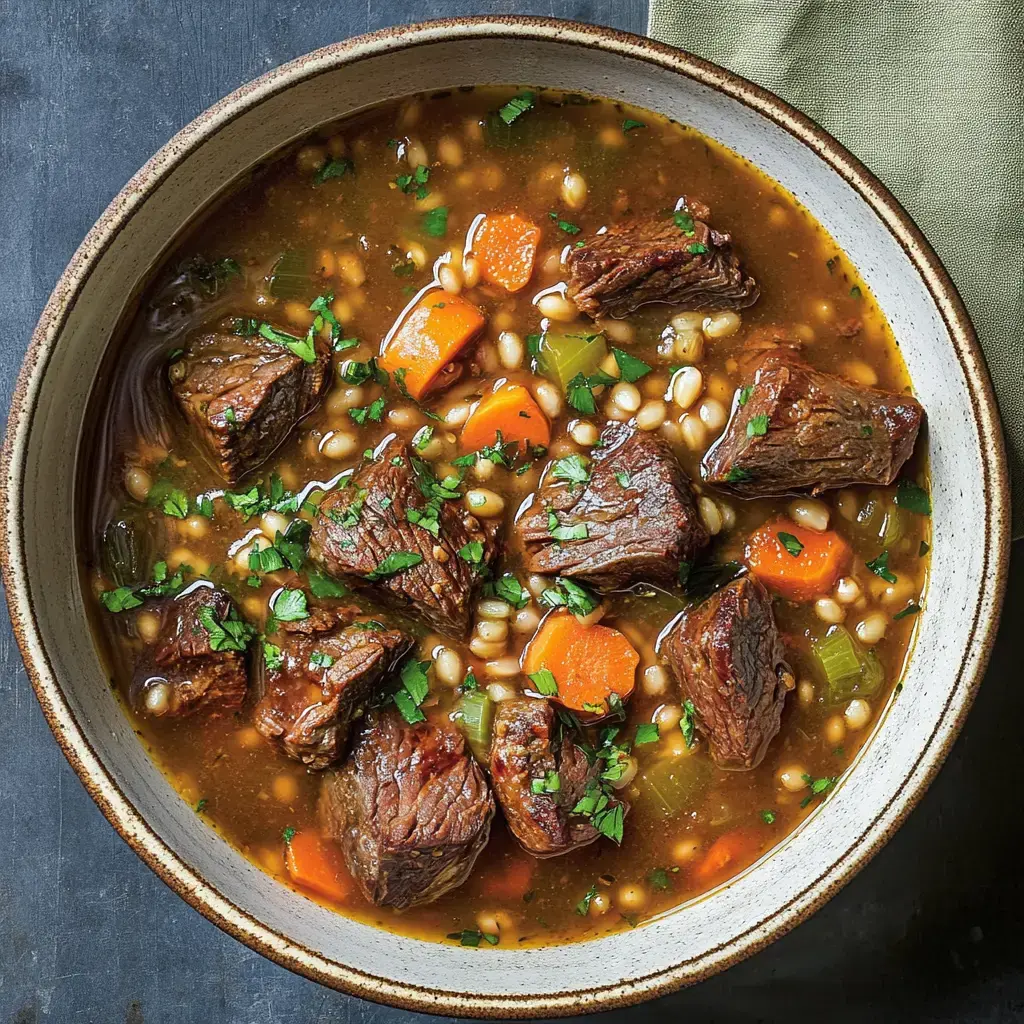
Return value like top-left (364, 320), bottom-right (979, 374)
top-left (744, 515), bottom-right (852, 602)
top-left (473, 213), bottom-right (542, 292)
top-left (379, 290), bottom-right (486, 400)
top-left (693, 828), bottom-right (760, 886)
top-left (522, 610), bottom-right (639, 716)
top-left (459, 382), bottom-right (551, 454)
top-left (285, 831), bottom-right (352, 903)
top-left (479, 855), bottom-right (535, 899)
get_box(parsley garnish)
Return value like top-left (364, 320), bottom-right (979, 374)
top-left (761, 809), bottom-right (777, 825)
top-left (394, 657), bottom-right (430, 725)
top-left (778, 532), bottom-right (804, 557)
top-left (575, 884), bottom-right (599, 915)
top-left (800, 774), bottom-right (837, 808)
top-left (551, 454), bottom-right (590, 487)
top-left (258, 321), bottom-right (316, 364)
top-left (538, 577), bottom-right (599, 617)
top-left (349, 396), bottom-right (386, 425)
top-left (611, 347), bottom-right (651, 382)
top-left (307, 570), bottom-right (349, 599)
top-left (894, 602), bottom-right (922, 620)
top-left (447, 929), bottom-right (499, 947)
top-left (634, 722), bottom-right (659, 746)
top-left (622, 118), bottom-right (646, 133)
top-left (497, 90), bottom-right (535, 125)
top-left (528, 668), bottom-right (558, 696)
top-left (422, 205), bottom-right (449, 237)
top-left (313, 157), bottom-right (354, 185)
top-left (530, 771), bottom-right (562, 795)
top-left (673, 210), bottom-right (695, 236)
top-left (895, 478), bottom-right (931, 516)
top-left (366, 551), bottom-right (423, 581)
top-left (747, 413), bottom-right (769, 437)
top-left (565, 369), bottom-right (617, 415)
top-left (680, 699), bottom-right (697, 748)
top-left (198, 604), bottom-right (256, 652)
top-left (485, 573), bottom-right (530, 609)
top-left (866, 550), bottom-right (897, 584)
top-left (547, 511), bottom-right (589, 542)
top-left (738, 385), bottom-right (754, 406)
top-left (649, 867), bottom-right (671, 890)
top-left (726, 467), bottom-right (753, 483)
top-left (548, 210), bottom-right (581, 235)
top-left (395, 163), bottom-right (430, 199)
top-left (271, 588), bottom-right (309, 623)
top-left (263, 641), bottom-right (284, 672)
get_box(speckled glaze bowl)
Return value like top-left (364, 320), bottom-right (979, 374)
top-left (1, 17), bottom-right (1010, 1017)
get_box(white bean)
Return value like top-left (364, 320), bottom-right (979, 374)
top-left (465, 488), bottom-right (505, 517)
top-left (855, 612), bottom-right (888, 645)
top-left (486, 681), bottom-right (519, 701)
top-left (698, 496), bottom-right (723, 536)
top-left (789, 498), bottom-right (830, 532)
top-left (611, 381), bottom-right (641, 415)
top-left (533, 381), bottom-right (563, 419)
top-left (497, 331), bottom-right (524, 370)
top-left (642, 665), bottom-right (669, 696)
top-left (476, 619), bottom-right (509, 644)
top-left (433, 647), bottom-right (464, 687)
top-left (536, 292), bottom-right (577, 321)
top-left (570, 421), bottom-right (599, 445)
top-left (672, 367), bottom-right (704, 410)
top-left (125, 466), bottom-right (152, 503)
top-left (477, 598), bottom-right (512, 620)
top-left (698, 397), bottom-right (728, 432)
top-left (320, 431), bottom-right (359, 460)
top-left (835, 576), bottom-right (862, 604)
top-left (845, 699), bottom-right (872, 731)
top-left (143, 682), bottom-right (172, 715)
top-left (680, 413), bottom-right (708, 452)
top-left (439, 263), bottom-right (462, 294)
top-left (635, 399), bottom-right (666, 431)
top-left (512, 607), bottom-right (541, 634)
top-left (779, 765), bottom-right (808, 793)
top-left (815, 597), bottom-right (845, 624)
top-left (260, 511), bottom-right (290, 539)
top-left (560, 171), bottom-right (588, 210)
top-left (703, 310), bottom-right (741, 338)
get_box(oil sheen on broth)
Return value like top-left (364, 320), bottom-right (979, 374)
top-left (80, 87), bottom-right (930, 947)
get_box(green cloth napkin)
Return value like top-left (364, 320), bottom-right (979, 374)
top-left (648, 0), bottom-right (1024, 536)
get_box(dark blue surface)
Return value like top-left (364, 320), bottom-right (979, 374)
top-left (2, 3), bottom-right (1022, 1022)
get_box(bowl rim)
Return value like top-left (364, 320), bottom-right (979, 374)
top-left (0, 15), bottom-right (1010, 1018)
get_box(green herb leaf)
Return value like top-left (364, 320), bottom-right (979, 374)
top-left (778, 531), bottom-right (804, 557)
top-left (422, 205), bottom-right (449, 238)
top-left (309, 650), bottom-right (335, 670)
top-left (634, 722), bottom-right (660, 746)
top-left (498, 90), bottom-right (535, 125)
top-left (282, 825), bottom-right (297, 843)
top-left (726, 467), bottom-right (753, 483)
top-left (673, 210), bottom-right (695, 236)
top-left (680, 699), bottom-right (697, 748)
top-left (160, 487), bottom-right (189, 520)
top-left (263, 641), bottom-right (284, 672)
top-left (307, 569), bottom-right (349, 599)
top-left (761, 809), bottom-right (777, 825)
top-left (100, 586), bottom-right (143, 613)
top-left (259, 322), bottom-right (316, 364)
top-left (530, 771), bottom-right (561, 796)
top-left (575, 884), bottom-right (599, 916)
top-left (314, 157), bottom-right (354, 185)
top-left (486, 573), bottom-right (530, 609)
top-left (198, 604), bottom-right (256, 652)
top-left (800, 773), bottom-right (837, 808)
top-left (394, 690), bottom-right (426, 724)
top-left (547, 511), bottom-right (589, 542)
top-left (895, 478), bottom-right (931, 516)
top-left (622, 118), bottom-right (646, 133)
top-left (348, 396), bottom-right (386, 425)
top-left (366, 551), bottom-right (423, 581)
top-left (271, 588), bottom-right (309, 622)
top-left (548, 210), bottom-right (581, 235)
top-left (551, 454), bottom-right (591, 486)
top-left (866, 550), bottom-right (897, 584)
top-left (538, 577), bottom-right (600, 618)
top-left (649, 867), bottom-right (671, 890)
top-left (615, 471), bottom-right (631, 488)
top-left (458, 540), bottom-right (485, 565)
top-left (893, 602), bottom-right (922, 621)
top-left (528, 668), bottom-right (559, 696)
top-left (611, 347), bottom-right (652, 383)
top-left (738, 385), bottom-right (754, 406)
top-left (747, 413), bottom-right (769, 437)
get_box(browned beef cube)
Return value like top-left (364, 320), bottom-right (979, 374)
top-left (490, 698), bottom-right (625, 857)
top-left (318, 711), bottom-right (494, 908)
top-left (664, 576), bottom-right (793, 770)
top-left (169, 321), bottom-right (331, 485)
top-left (517, 422), bottom-right (708, 590)
top-left (131, 586), bottom-right (249, 717)
top-left (702, 347), bottom-right (924, 497)
top-left (253, 608), bottom-right (412, 769)
top-left (566, 205), bottom-right (759, 319)
top-left (309, 436), bottom-right (500, 639)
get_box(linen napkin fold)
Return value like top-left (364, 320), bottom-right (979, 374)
top-left (648, 0), bottom-right (1024, 536)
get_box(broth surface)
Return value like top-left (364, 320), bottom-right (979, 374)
top-left (80, 87), bottom-right (929, 946)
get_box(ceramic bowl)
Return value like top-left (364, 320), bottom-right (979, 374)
top-left (1, 16), bottom-right (1010, 1018)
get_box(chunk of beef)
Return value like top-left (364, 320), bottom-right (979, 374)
top-left (253, 608), bottom-right (412, 769)
top-left (169, 320), bottom-right (331, 485)
top-left (566, 206), bottom-right (759, 319)
top-left (490, 698), bottom-right (624, 857)
top-left (702, 347), bottom-right (924, 497)
top-left (664, 576), bottom-right (793, 770)
top-left (517, 422), bottom-right (709, 590)
top-left (130, 585), bottom-right (249, 717)
top-left (309, 435), bottom-right (500, 639)
top-left (318, 711), bottom-right (494, 908)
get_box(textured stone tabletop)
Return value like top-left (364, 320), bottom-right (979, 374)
top-left (1, 2), bottom-right (1021, 1022)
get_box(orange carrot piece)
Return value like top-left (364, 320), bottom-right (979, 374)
top-left (285, 831), bottom-right (352, 903)
top-left (379, 290), bottom-right (486, 400)
top-left (693, 828), bottom-right (760, 886)
top-left (473, 213), bottom-right (542, 292)
top-left (479, 855), bottom-right (535, 899)
top-left (744, 515), bottom-right (852, 602)
top-left (522, 610), bottom-right (639, 716)
top-left (459, 382), bottom-right (551, 454)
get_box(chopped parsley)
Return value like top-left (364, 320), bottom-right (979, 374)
top-left (747, 413), bottom-right (769, 437)
top-left (547, 511), bottom-right (589, 542)
top-left (530, 771), bottom-right (562, 795)
top-left (761, 809), bottom-right (777, 825)
top-left (800, 774), bottom-right (837, 808)
top-left (866, 550), bottom-right (897, 584)
top-left (895, 478), bottom-right (931, 516)
top-left (687, 242), bottom-right (708, 255)
top-left (307, 570), bottom-right (349, 599)
top-left (622, 118), bottom-right (646, 133)
top-left (422, 205), bottom-right (449, 237)
top-left (313, 157), bottom-right (354, 185)
top-left (271, 588), bottom-right (309, 623)
top-left (367, 551), bottom-right (423, 581)
top-left (395, 163), bottom-right (430, 199)
top-left (262, 641), bottom-right (284, 672)
top-left (485, 573), bottom-right (531, 609)
top-left (673, 210), bottom-right (695, 236)
top-left (448, 929), bottom-right (499, 947)
top-left (893, 602), bottom-right (922, 621)
top-left (738, 385), bottom-right (754, 406)
top-left (413, 425), bottom-right (434, 451)
top-left (565, 369), bottom-right (617, 415)
top-left (309, 651), bottom-right (335, 670)
top-left (778, 531), bottom-right (804, 557)
top-left (100, 586), bottom-right (143, 613)
top-left (394, 657), bottom-right (430, 725)
top-left (282, 825), bottom-right (297, 844)
top-left (680, 699), bottom-right (697, 748)
top-left (634, 722), bottom-right (660, 746)
top-left (850, 285), bottom-right (862, 298)
top-left (348, 396), bottom-right (387, 425)
top-left (611, 347), bottom-right (652, 382)
top-left (548, 210), bottom-right (581, 235)
top-left (726, 467), bottom-right (753, 483)
top-left (258, 321), bottom-right (316, 364)
top-left (458, 540), bottom-right (485, 565)
top-left (615, 471), bottom-right (631, 488)
top-left (497, 90), bottom-right (535, 125)
top-left (157, 485), bottom-right (189, 520)
top-left (539, 577), bottom-right (600, 617)
top-left (528, 668), bottom-right (559, 696)
top-left (649, 867), bottom-right (671, 890)
top-left (551, 454), bottom-right (590, 486)
top-left (575, 884), bottom-right (599, 915)
top-left (198, 604), bottom-right (256, 653)
top-left (406, 502), bottom-right (441, 538)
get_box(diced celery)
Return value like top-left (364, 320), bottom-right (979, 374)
top-left (881, 501), bottom-right (909, 548)
top-left (535, 330), bottom-right (607, 390)
top-left (456, 690), bottom-right (494, 762)
top-left (811, 625), bottom-right (886, 703)
top-left (633, 753), bottom-right (709, 817)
